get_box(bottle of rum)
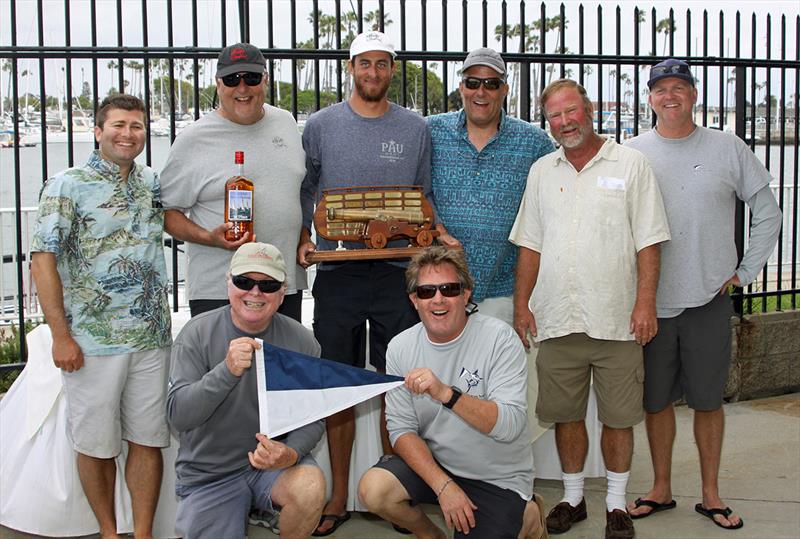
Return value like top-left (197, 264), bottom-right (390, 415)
top-left (224, 151), bottom-right (254, 242)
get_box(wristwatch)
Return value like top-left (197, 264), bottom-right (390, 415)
top-left (443, 386), bottom-right (462, 409)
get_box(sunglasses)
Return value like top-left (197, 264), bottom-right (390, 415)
top-left (221, 72), bottom-right (263, 87)
top-left (462, 76), bottom-right (505, 91)
top-left (231, 275), bottom-right (283, 294)
top-left (650, 64), bottom-right (691, 77)
top-left (415, 282), bottom-right (463, 299)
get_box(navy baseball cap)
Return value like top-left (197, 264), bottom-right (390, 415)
top-left (647, 59), bottom-right (695, 89)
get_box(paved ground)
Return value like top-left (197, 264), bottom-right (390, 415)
top-left (2, 393), bottom-right (798, 538)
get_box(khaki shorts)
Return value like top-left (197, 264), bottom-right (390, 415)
top-left (536, 333), bottom-right (644, 428)
top-left (62, 347), bottom-right (171, 458)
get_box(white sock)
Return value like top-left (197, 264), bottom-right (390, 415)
top-left (560, 471), bottom-right (585, 507)
top-left (605, 470), bottom-right (630, 512)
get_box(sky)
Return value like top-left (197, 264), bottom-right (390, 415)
top-left (1, 0), bottom-right (798, 109)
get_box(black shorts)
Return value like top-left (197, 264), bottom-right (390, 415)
top-left (374, 455), bottom-right (526, 539)
top-left (312, 262), bottom-right (418, 371)
top-left (643, 293), bottom-right (733, 412)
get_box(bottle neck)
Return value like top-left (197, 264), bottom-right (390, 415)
top-left (237, 163), bottom-right (244, 176)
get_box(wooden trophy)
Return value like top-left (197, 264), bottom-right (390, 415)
top-left (305, 185), bottom-right (440, 263)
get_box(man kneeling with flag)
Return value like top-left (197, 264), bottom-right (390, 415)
top-left (358, 246), bottom-right (538, 539)
top-left (167, 242), bottom-right (325, 539)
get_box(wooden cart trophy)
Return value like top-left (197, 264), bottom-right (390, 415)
top-left (305, 185), bottom-right (440, 263)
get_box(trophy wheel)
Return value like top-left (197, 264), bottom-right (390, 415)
top-left (416, 230), bottom-right (433, 246)
top-left (370, 232), bottom-right (388, 249)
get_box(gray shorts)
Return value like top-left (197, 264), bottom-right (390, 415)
top-left (174, 455), bottom-right (317, 539)
top-left (373, 455), bottom-right (527, 539)
top-left (643, 293), bottom-right (733, 412)
top-left (62, 347), bottom-right (170, 458)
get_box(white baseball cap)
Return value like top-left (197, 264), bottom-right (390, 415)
top-left (349, 31), bottom-right (396, 60)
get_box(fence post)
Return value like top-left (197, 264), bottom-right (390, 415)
top-left (733, 65), bottom-right (747, 315)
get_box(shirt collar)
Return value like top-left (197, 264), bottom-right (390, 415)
top-left (87, 149), bottom-right (141, 180)
top-left (552, 135), bottom-right (618, 167)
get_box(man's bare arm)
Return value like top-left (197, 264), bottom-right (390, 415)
top-left (630, 243), bottom-right (660, 345)
top-left (30, 252), bottom-right (84, 371)
top-left (164, 209), bottom-right (251, 250)
top-left (513, 247), bottom-right (541, 348)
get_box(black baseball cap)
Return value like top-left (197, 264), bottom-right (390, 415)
top-left (647, 59), bottom-right (695, 89)
top-left (216, 43), bottom-right (266, 78)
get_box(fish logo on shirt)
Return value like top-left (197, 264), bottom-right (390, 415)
top-left (459, 368), bottom-right (482, 392)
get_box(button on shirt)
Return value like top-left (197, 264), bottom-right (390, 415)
top-left (509, 138), bottom-right (670, 342)
top-left (428, 110), bottom-right (554, 302)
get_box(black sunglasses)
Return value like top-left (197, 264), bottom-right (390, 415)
top-left (231, 275), bottom-right (283, 294)
top-left (415, 282), bottom-right (463, 299)
top-left (462, 76), bottom-right (504, 91)
top-left (650, 64), bottom-right (691, 77)
top-left (221, 72), bottom-right (263, 87)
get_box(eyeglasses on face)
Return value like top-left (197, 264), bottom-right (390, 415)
top-left (221, 72), bottom-right (263, 87)
top-left (231, 275), bottom-right (283, 293)
top-left (650, 64), bottom-right (691, 77)
top-left (415, 282), bottom-right (463, 299)
top-left (462, 76), bottom-right (504, 91)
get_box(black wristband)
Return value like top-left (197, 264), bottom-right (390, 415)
top-left (443, 385), bottom-right (462, 409)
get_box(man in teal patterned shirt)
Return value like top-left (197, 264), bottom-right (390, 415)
top-left (31, 94), bottom-right (171, 539)
top-left (427, 48), bottom-right (554, 325)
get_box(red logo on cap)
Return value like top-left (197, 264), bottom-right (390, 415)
top-left (231, 48), bottom-right (247, 61)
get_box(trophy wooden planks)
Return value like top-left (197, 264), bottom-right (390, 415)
top-left (306, 185), bottom-right (440, 263)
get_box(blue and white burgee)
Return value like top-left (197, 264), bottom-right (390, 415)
top-left (255, 340), bottom-right (404, 437)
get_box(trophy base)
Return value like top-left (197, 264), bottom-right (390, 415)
top-left (306, 247), bottom-right (427, 264)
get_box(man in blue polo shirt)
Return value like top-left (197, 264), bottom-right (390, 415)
top-left (427, 47), bottom-right (554, 326)
top-left (426, 47), bottom-right (554, 539)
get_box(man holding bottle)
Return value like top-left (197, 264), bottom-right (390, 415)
top-left (160, 42), bottom-right (307, 320)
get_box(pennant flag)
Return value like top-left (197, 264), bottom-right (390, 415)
top-left (255, 339), bottom-right (404, 437)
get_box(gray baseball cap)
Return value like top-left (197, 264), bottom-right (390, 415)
top-left (461, 48), bottom-right (506, 76)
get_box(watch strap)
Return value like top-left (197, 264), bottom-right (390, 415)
top-left (444, 385), bottom-right (462, 409)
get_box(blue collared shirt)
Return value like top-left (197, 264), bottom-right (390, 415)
top-left (427, 110), bottom-right (554, 302)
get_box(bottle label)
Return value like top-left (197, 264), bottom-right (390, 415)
top-left (227, 190), bottom-right (253, 222)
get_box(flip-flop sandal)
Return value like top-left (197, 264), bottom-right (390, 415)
top-left (629, 497), bottom-right (677, 519)
top-left (312, 512), bottom-right (351, 536)
top-left (694, 504), bottom-right (744, 530)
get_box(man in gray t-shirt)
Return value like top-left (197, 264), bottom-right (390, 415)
top-left (161, 43), bottom-right (307, 321)
top-left (297, 32), bottom-right (453, 536)
top-left (625, 59), bottom-right (781, 530)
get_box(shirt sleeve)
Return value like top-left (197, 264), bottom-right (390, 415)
top-left (159, 133), bottom-right (198, 211)
top-left (416, 125), bottom-right (438, 223)
top-left (300, 121), bottom-right (321, 231)
top-left (384, 342), bottom-right (420, 447)
top-left (735, 185), bottom-right (782, 286)
top-left (282, 419), bottom-right (325, 459)
top-left (166, 329), bottom-right (242, 433)
top-left (628, 156), bottom-right (671, 251)
top-left (508, 162), bottom-right (544, 252)
top-left (486, 330), bottom-right (529, 443)
top-left (30, 175), bottom-right (76, 255)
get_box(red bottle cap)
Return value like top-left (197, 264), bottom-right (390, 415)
top-left (234, 151), bottom-right (244, 164)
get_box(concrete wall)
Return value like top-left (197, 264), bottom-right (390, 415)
top-left (727, 310), bottom-right (800, 401)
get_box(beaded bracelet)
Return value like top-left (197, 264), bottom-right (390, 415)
top-left (436, 477), bottom-right (453, 498)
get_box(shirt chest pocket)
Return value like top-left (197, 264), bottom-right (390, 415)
top-left (591, 186), bottom-right (627, 228)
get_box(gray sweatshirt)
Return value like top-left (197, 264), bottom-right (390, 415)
top-left (167, 306), bottom-right (323, 487)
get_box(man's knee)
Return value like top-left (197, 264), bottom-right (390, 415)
top-left (276, 465), bottom-right (326, 511)
top-left (358, 467), bottom-right (404, 512)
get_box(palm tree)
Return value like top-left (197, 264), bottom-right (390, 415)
top-left (656, 17), bottom-right (676, 56)
top-left (364, 9), bottom-right (393, 32)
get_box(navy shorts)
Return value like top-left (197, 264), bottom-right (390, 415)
top-left (374, 455), bottom-right (527, 539)
top-left (312, 261), bottom-right (418, 371)
top-left (643, 293), bottom-right (733, 412)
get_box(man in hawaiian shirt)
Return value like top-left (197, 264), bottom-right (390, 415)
top-left (31, 94), bottom-right (172, 538)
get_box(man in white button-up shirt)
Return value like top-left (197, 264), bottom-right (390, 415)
top-left (509, 79), bottom-right (670, 539)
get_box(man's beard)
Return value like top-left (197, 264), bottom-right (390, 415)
top-left (355, 78), bottom-right (390, 102)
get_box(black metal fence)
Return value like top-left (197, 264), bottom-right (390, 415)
top-left (0, 1), bottom-right (798, 371)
